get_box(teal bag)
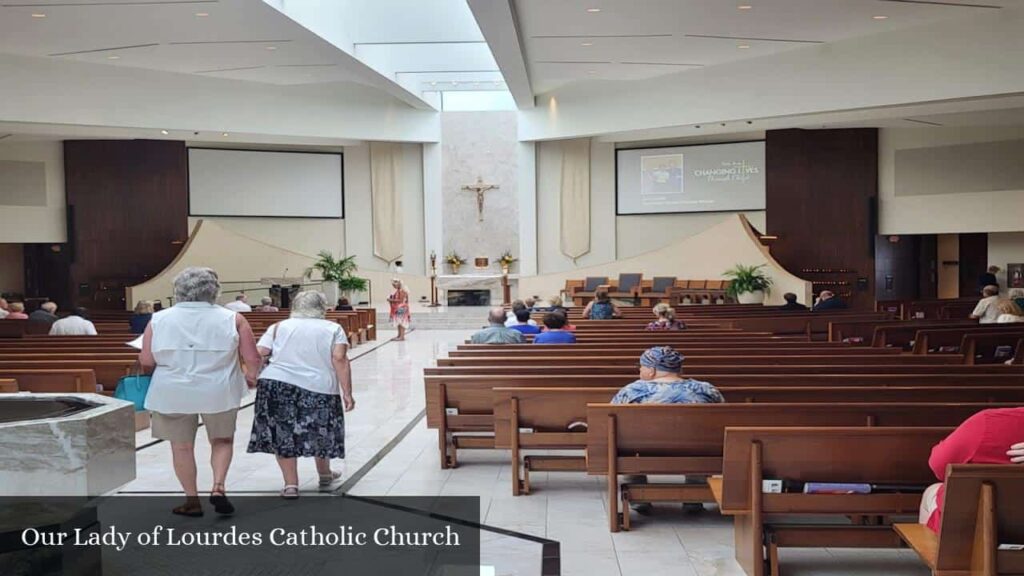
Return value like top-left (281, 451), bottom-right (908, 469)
top-left (114, 374), bottom-right (151, 411)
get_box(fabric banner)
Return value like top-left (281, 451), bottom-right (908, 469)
top-left (370, 142), bottom-right (403, 263)
top-left (560, 138), bottom-right (591, 261)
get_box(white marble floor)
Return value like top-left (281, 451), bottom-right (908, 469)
top-left (126, 329), bottom-right (932, 576)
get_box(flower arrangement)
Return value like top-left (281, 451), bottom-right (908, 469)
top-left (446, 251), bottom-right (466, 266)
top-left (498, 251), bottom-right (518, 267)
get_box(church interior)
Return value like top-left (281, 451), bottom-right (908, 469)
top-left (2, 0), bottom-right (1024, 575)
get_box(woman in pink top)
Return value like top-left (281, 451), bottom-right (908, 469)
top-left (920, 407), bottom-right (1024, 532)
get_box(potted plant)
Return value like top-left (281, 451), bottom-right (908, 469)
top-left (446, 251), bottom-right (466, 274)
top-left (304, 251), bottom-right (368, 303)
top-left (723, 263), bottom-right (773, 304)
top-left (498, 250), bottom-right (518, 275)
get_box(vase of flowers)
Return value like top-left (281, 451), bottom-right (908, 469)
top-left (446, 251), bottom-right (466, 274)
top-left (498, 250), bottom-right (518, 275)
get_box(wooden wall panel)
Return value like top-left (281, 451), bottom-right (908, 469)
top-left (765, 128), bottom-right (878, 310)
top-left (958, 232), bottom-right (989, 297)
top-left (61, 140), bottom-right (188, 309)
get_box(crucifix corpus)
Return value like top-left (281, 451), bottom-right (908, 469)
top-left (462, 176), bottom-right (500, 222)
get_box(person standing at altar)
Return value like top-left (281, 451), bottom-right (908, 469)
top-left (388, 278), bottom-right (410, 341)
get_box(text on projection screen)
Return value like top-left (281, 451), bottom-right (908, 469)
top-left (188, 148), bottom-right (343, 218)
top-left (616, 141), bottom-right (765, 215)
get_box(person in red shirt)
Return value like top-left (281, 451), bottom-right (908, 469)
top-left (920, 407), bottom-right (1024, 532)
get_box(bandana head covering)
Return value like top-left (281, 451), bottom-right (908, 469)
top-left (639, 346), bottom-right (684, 373)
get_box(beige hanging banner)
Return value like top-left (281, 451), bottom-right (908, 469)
top-left (560, 138), bottom-right (591, 261)
top-left (370, 142), bottom-right (403, 263)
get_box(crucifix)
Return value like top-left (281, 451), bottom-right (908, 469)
top-left (461, 176), bottom-right (500, 222)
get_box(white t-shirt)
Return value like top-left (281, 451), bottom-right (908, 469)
top-left (996, 314), bottom-right (1024, 324)
top-left (257, 318), bottom-right (349, 395)
top-left (504, 311), bottom-right (537, 327)
top-left (971, 296), bottom-right (1001, 324)
top-left (49, 316), bottom-right (98, 336)
top-left (0, 308), bottom-right (8, 319)
top-left (224, 300), bottom-right (252, 312)
top-left (145, 302), bottom-right (246, 414)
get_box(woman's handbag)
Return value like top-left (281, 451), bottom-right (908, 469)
top-left (114, 364), bottom-right (151, 411)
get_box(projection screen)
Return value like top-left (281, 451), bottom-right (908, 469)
top-left (188, 148), bottom-right (343, 218)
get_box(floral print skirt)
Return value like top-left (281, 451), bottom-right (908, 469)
top-left (247, 378), bottom-right (345, 459)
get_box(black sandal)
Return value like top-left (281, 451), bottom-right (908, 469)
top-left (209, 483), bottom-right (235, 516)
top-left (172, 497), bottom-right (204, 517)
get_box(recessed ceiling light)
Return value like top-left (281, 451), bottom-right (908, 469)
top-left (737, 5), bottom-right (752, 10)
top-left (695, 125), bottom-right (701, 129)
top-left (430, 81), bottom-right (437, 86)
top-left (194, 12), bottom-right (209, 17)
top-left (221, 132), bottom-right (229, 137)
top-left (737, 44), bottom-right (750, 49)
top-left (265, 46), bottom-right (277, 51)
top-left (31, 13), bottom-right (46, 18)
top-left (107, 55), bottom-right (120, 60)
top-left (160, 130), bottom-right (169, 135)
top-left (586, 7), bottom-right (601, 12)
top-left (451, 81), bottom-right (459, 86)
top-left (873, 15), bottom-right (888, 20)
top-left (581, 42), bottom-right (593, 46)
top-left (587, 70), bottom-right (596, 74)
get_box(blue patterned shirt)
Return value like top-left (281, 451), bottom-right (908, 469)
top-left (611, 379), bottom-right (724, 405)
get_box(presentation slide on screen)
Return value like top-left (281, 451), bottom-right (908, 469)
top-left (616, 141), bottom-right (765, 215)
top-left (188, 148), bottom-right (343, 218)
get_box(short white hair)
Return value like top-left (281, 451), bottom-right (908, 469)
top-left (41, 301), bottom-right (57, 313)
top-left (173, 267), bottom-right (221, 304)
top-left (290, 291), bottom-right (329, 319)
top-left (261, 297), bottom-right (273, 305)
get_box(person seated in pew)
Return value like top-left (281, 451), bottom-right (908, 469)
top-left (504, 299), bottom-right (538, 327)
top-left (224, 294), bottom-right (252, 312)
top-left (970, 285), bottom-right (1001, 324)
top-left (646, 303), bottom-right (686, 331)
top-left (257, 297), bottom-right (279, 312)
top-left (611, 346), bottom-right (724, 513)
top-left (1010, 288), bottom-right (1024, 310)
top-left (335, 297), bottom-right (354, 311)
top-left (583, 290), bottom-right (622, 320)
top-left (0, 297), bottom-right (8, 319)
top-left (779, 292), bottom-right (809, 311)
top-left (812, 290), bottom-right (847, 312)
top-left (920, 407), bottom-right (1024, 533)
top-left (471, 307), bottom-right (525, 344)
top-left (994, 298), bottom-right (1024, 323)
top-left (49, 307), bottom-right (98, 336)
top-left (28, 301), bottom-right (59, 328)
top-left (534, 312), bottom-right (577, 344)
top-left (508, 307), bottom-right (541, 336)
top-left (531, 295), bottom-right (567, 315)
top-left (130, 300), bottom-right (154, 334)
top-left (4, 301), bottom-right (27, 320)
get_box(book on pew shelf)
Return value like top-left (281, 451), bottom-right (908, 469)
top-left (998, 544), bottom-right (1024, 551)
top-left (802, 483), bottom-right (871, 495)
top-left (870, 484), bottom-right (929, 494)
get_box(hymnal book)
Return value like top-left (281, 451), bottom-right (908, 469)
top-left (802, 482), bottom-right (871, 494)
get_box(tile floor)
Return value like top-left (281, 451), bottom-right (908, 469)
top-left (127, 329), bottom-right (932, 576)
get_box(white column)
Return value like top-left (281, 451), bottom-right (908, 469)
top-left (422, 142), bottom-right (444, 271)
top-left (517, 140), bottom-right (537, 276)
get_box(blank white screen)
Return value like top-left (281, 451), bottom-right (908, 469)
top-left (616, 141), bottom-right (765, 215)
top-left (188, 148), bottom-right (343, 218)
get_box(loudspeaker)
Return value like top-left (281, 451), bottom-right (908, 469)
top-left (867, 196), bottom-right (878, 257)
top-left (65, 204), bottom-right (76, 263)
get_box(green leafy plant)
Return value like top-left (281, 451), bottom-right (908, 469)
top-left (304, 251), bottom-right (368, 293)
top-left (723, 263), bottom-right (773, 297)
top-left (446, 251), bottom-right (466, 266)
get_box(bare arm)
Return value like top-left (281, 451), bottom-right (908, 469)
top-left (235, 314), bottom-right (262, 388)
top-left (612, 303), bottom-right (623, 318)
top-left (138, 324), bottom-right (155, 372)
top-left (582, 301), bottom-right (593, 319)
top-left (332, 343), bottom-right (354, 411)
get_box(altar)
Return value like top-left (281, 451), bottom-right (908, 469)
top-left (437, 274), bottom-right (518, 306)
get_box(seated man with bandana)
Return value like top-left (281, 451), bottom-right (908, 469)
top-left (611, 346), bottom-right (724, 513)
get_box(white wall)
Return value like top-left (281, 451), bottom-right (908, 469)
top-left (0, 244), bottom-right (24, 294)
top-left (0, 141), bottom-right (65, 243)
top-left (880, 126), bottom-right (1024, 235)
top-left (186, 217), bottom-right (345, 263)
top-left (536, 138), bottom-right (768, 272)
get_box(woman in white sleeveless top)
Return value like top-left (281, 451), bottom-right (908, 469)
top-left (140, 267), bottom-right (262, 517)
top-left (247, 291), bottom-right (355, 498)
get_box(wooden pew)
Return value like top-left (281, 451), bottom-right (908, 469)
top-left (895, 465), bottom-right (1024, 576)
top-left (0, 319), bottom-right (27, 338)
top-left (0, 369), bottom-right (99, 393)
top-left (436, 354), bottom-right (965, 367)
top-left (910, 326), bottom-right (1024, 356)
top-left (0, 378), bottom-right (17, 392)
top-left (962, 331), bottom-right (1024, 365)
top-left (586, 406), bottom-right (978, 534)
top-left (425, 364), bottom-right (1021, 377)
top-left (714, 426), bottom-right (950, 576)
top-left (448, 347), bottom-right (903, 358)
top-left (0, 360), bottom-right (134, 390)
top-left (493, 386), bottom-right (1024, 497)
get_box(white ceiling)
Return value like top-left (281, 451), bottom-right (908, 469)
top-left (512, 0), bottom-right (1021, 93)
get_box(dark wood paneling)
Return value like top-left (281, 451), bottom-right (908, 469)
top-left (766, 128), bottom-right (878, 310)
top-left (875, 235), bottom-right (919, 301)
top-left (917, 234), bottom-right (938, 300)
top-left (958, 232), bottom-right (989, 297)
top-left (61, 140), bottom-right (188, 309)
